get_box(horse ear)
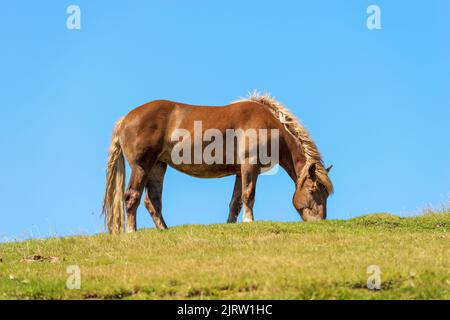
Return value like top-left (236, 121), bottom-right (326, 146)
top-left (308, 162), bottom-right (317, 179)
top-left (326, 164), bottom-right (333, 173)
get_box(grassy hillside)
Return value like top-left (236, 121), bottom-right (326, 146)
top-left (0, 213), bottom-right (449, 300)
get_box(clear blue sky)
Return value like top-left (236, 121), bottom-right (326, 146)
top-left (1, 1), bottom-right (449, 241)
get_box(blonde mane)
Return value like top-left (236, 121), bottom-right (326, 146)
top-left (235, 91), bottom-right (333, 194)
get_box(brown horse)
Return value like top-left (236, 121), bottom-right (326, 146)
top-left (102, 92), bottom-right (333, 234)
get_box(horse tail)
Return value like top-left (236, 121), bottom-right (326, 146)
top-left (102, 117), bottom-right (126, 234)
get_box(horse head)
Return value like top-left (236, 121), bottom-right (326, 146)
top-left (293, 162), bottom-right (333, 221)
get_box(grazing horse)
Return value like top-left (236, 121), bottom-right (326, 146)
top-left (102, 92), bottom-right (333, 234)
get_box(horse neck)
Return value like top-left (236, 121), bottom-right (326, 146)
top-left (279, 129), bottom-right (307, 183)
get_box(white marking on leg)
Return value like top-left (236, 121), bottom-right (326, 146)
top-left (243, 205), bottom-right (254, 222)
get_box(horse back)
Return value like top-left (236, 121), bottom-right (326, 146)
top-left (118, 99), bottom-right (280, 172)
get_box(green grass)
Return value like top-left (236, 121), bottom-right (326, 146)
top-left (0, 213), bottom-right (449, 300)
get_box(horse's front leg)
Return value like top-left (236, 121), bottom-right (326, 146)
top-left (227, 175), bottom-right (242, 223)
top-left (240, 164), bottom-right (259, 223)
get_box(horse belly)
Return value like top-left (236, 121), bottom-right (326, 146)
top-left (163, 160), bottom-right (238, 178)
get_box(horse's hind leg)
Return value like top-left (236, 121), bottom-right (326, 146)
top-left (240, 164), bottom-right (259, 223)
top-left (227, 175), bottom-right (242, 223)
top-left (144, 161), bottom-right (168, 230)
top-left (125, 164), bottom-right (148, 233)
